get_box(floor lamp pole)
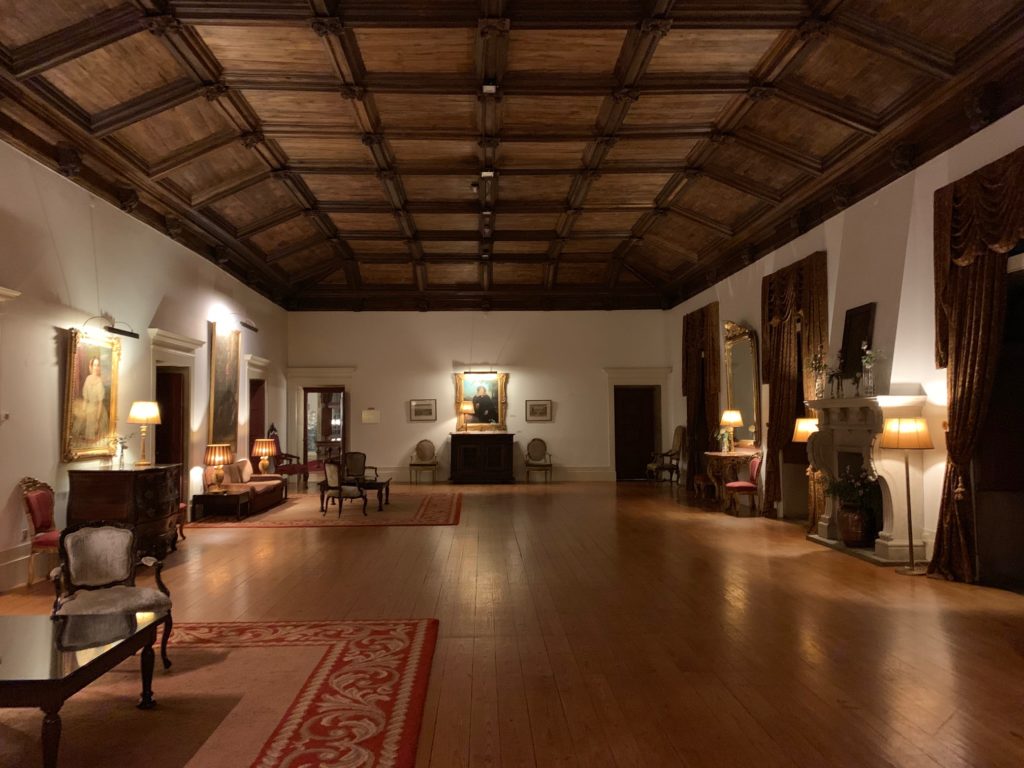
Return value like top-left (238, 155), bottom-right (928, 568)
top-left (898, 448), bottom-right (926, 576)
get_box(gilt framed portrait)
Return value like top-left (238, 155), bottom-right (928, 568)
top-left (454, 372), bottom-right (508, 431)
top-left (409, 399), bottom-right (437, 422)
top-left (208, 322), bottom-right (240, 451)
top-left (62, 328), bottom-right (120, 462)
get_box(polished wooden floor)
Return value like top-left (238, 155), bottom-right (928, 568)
top-left (4, 482), bottom-right (1024, 768)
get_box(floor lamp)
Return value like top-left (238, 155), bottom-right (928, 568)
top-left (880, 417), bottom-right (934, 576)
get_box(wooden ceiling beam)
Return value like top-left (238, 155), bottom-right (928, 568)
top-left (830, 13), bottom-right (955, 79)
top-left (9, 6), bottom-right (145, 78)
top-left (146, 131), bottom-right (243, 178)
top-left (89, 79), bottom-right (203, 136)
top-left (731, 130), bottom-right (823, 175)
top-left (665, 206), bottom-right (733, 236)
top-left (698, 165), bottom-right (783, 204)
top-left (264, 234), bottom-right (327, 264)
top-left (772, 81), bottom-right (880, 135)
top-left (235, 206), bottom-right (306, 239)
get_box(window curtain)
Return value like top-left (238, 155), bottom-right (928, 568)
top-left (760, 251), bottom-right (828, 516)
top-left (681, 302), bottom-right (720, 490)
top-left (930, 145), bottom-right (1024, 582)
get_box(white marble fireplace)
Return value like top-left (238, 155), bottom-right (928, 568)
top-left (806, 396), bottom-right (928, 563)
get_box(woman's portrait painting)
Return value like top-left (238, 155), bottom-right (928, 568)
top-left (62, 329), bottom-right (120, 461)
top-left (454, 372), bottom-right (508, 431)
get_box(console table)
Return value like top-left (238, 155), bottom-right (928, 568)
top-left (450, 432), bottom-right (514, 483)
top-left (67, 465), bottom-right (181, 557)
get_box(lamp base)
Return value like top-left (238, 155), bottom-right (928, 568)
top-left (259, 457), bottom-right (270, 474)
top-left (896, 564), bottom-right (928, 576)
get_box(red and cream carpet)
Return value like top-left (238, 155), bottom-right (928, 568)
top-left (188, 491), bottom-right (461, 528)
top-left (0, 619), bottom-right (438, 768)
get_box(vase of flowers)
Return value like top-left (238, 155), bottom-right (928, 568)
top-left (810, 345), bottom-right (828, 399)
top-left (861, 342), bottom-right (880, 397)
top-left (825, 466), bottom-right (879, 547)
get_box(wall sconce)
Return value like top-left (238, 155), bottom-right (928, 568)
top-left (83, 315), bottom-right (139, 339)
top-left (127, 401), bottom-right (161, 466)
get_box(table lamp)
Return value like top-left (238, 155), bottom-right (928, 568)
top-left (127, 401), bottom-right (161, 467)
top-left (204, 443), bottom-right (233, 493)
top-left (880, 417), bottom-right (934, 576)
top-left (252, 438), bottom-right (277, 474)
top-left (720, 409), bottom-right (744, 452)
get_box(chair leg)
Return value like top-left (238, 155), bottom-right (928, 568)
top-left (161, 612), bottom-right (172, 670)
top-left (26, 552), bottom-right (34, 587)
top-left (361, 494), bottom-right (368, 516)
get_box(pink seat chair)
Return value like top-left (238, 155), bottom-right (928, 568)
top-left (725, 455), bottom-right (762, 515)
top-left (19, 477), bottom-right (60, 586)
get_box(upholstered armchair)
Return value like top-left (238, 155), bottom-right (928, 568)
top-left (51, 521), bottom-right (172, 669)
top-left (647, 425), bottom-right (684, 483)
top-left (524, 438), bottom-right (553, 483)
top-left (409, 439), bottom-right (439, 483)
top-left (19, 477), bottom-right (60, 586)
top-left (341, 451), bottom-right (378, 484)
top-left (321, 460), bottom-right (368, 516)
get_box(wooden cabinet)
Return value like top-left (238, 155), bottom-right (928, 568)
top-left (450, 433), bottom-right (514, 484)
top-left (67, 465), bottom-right (181, 556)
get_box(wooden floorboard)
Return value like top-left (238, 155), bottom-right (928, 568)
top-left (3, 482), bottom-right (1024, 768)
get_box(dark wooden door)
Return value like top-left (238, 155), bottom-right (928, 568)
top-left (155, 368), bottom-right (187, 500)
top-left (614, 386), bottom-right (658, 480)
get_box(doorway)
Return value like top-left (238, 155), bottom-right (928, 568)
top-left (249, 378), bottom-right (266, 460)
top-left (155, 366), bottom-right (189, 502)
top-left (614, 386), bottom-right (659, 480)
top-left (974, 269), bottom-right (1024, 590)
top-left (303, 387), bottom-right (345, 463)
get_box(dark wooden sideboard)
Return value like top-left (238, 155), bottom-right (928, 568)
top-left (450, 432), bottom-right (514, 484)
top-left (67, 465), bottom-right (181, 556)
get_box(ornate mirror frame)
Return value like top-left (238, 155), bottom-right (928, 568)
top-left (723, 321), bottom-right (762, 447)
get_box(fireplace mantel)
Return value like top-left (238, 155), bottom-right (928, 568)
top-left (806, 395), bottom-right (928, 563)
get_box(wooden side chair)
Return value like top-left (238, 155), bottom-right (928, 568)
top-left (409, 439), bottom-right (439, 483)
top-left (267, 425), bottom-right (308, 489)
top-left (524, 438), bottom-right (553, 483)
top-left (647, 425), bottom-right (684, 483)
top-left (20, 477), bottom-right (60, 586)
top-left (725, 455), bottom-right (762, 515)
top-left (51, 521), bottom-right (173, 669)
top-left (321, 460), bottom-right (368, 516)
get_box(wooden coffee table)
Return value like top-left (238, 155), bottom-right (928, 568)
top-left (0, 611), bottom-right (168, 767)
top-left (191, 489), bottom-right (251, 520)
top-left (361, 477), bottom-right (392, 511)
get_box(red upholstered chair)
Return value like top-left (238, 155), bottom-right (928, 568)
top-left (725, 455), bottom-right (762, 515)
top-left (19, 477), bottom-right (60, 586)
top-left (267, 429), bottom-right (308, 489)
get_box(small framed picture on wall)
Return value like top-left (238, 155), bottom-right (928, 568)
top-left (525, 400), bottom-right (552, 422)
top-left (409, 399), bottom-right (437, 422)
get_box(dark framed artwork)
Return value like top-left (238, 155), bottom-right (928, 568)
top-left (61, 329), bottom-right (120, 462)
top-left (409, 399), bottom-right (437, 422)
top-left (840, 302), bottom-right (876, 378)
top-left (208, 322), bottom-right (240, 451)
top-left (525, 400), bottom-right (553, 422)
top-left (454, 372), bottom-right (508, 431)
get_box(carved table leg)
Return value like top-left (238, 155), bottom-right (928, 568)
top-left (376, 486), bottom-right (384, 512)
top-left (41, 707), bottom-right (62, 768)
top-left (138, 641), bottom-right (156, 710)
top-left (384, 481), bottom-right (391, 505)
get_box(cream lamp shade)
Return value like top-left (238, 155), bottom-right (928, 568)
top-left (204, 443), bottom-right (233, 492)
top-left (792, 417), bottom-right (819, 443)
top-left (127, 401), bottom-right (161, 466)
top-left (879, 417), bottom-right (934, 451)
top-left (720, 410), bottom-right (744, 428)
top-left (252, 438), bottom-right (278, 474)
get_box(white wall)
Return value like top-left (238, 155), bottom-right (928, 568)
top-left (667, 104), bottom-right (1024, 548)
top-left (0, 141), bottom-right (288, 587)
top-left (286, 310), bottom-right (673, 480)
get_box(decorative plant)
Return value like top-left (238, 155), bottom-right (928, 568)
top-left (860, 341), bottom-right (881, 370)
top-left (109, 431), bottom-right (134, 468)
top-left (825, 466), bottom-right (877, 507)
top-left (810, 345), bottom-right (829, 376)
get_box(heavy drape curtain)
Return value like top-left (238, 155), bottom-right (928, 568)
top-left (930, 145), bottom-right (1024, 582)
top-left (761, 251), bottom-right (828, 516)
top-left (681, 302), bottom-right (720, 490)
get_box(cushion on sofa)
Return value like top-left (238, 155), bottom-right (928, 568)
top-left (247, 480), bottom-right (283, 495)
top-left (237, 459), bottom-right (253, 483)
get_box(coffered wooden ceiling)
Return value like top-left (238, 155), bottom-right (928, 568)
top-left (1, 1), bottom-right (1023, 310)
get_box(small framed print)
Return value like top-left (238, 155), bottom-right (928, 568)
top-left (409, 399), bottom-right (437, 422)
top-left (525, 400), bottom-right (552, 422)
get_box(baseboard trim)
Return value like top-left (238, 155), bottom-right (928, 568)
top-left (0, 542), bottom-right (31, 591)
top-left (376, 466), bottom-right (617, 483)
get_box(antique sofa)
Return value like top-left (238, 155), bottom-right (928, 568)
top-left (203, 459), bottom-right (286, 514)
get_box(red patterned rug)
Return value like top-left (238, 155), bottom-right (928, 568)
top-left (0, 619), bottom-right (439, 768)
top-left (187, 492), bottom-right (461, 528)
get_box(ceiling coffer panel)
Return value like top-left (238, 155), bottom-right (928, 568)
top-left (0, 0), bottom-right (1018, 311)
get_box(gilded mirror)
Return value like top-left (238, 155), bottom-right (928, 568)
top-left (724, 321), bottom-right (761, 447)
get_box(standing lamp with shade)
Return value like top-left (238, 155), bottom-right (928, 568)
top-left (719, 409), bottom-right (744, 452)
top-left (792, 418), bottom-right (823, 528)
top-left (880, 417), bottom-right (934, 576)
top-left (252, 438), bottom-right (278, 474)
top-left (126, 401), bottom-right (161, 467)
top-left (204, 443), bottom-right (233, 493)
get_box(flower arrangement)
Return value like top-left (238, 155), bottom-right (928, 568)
top-left (861, 341), bottom-right (881, 370)
top-left (810, 345), bottom-right (829, 376)
top-left (109, 431), bottom-right (134, 469)
top-left (825, 466), bottom-right (877, 507)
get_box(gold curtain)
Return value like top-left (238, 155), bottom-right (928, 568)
top-left (760, 251), bottom-right (828, 516)
top-left (930, 145), bottom-right (1024, 582)
top-left (681, 302), bottom-right (721, 490)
